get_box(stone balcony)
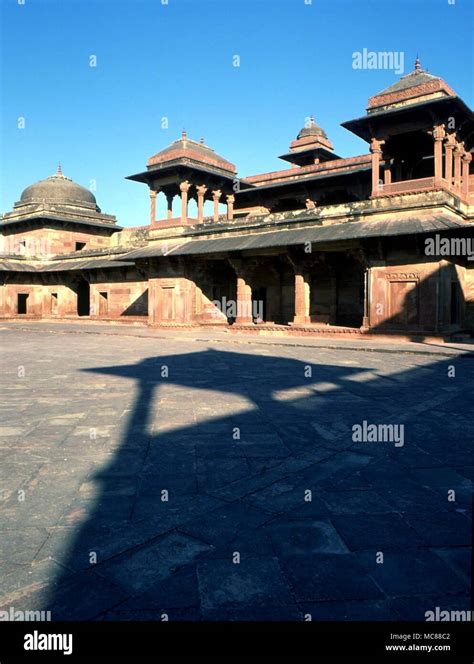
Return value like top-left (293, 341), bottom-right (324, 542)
top-left (143, 185), bottom-right (473, 244)
top-left (372, 176), bottom-right (471, 205)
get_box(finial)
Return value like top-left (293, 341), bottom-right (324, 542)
top-left (309, 115), bottom-right (314, 123)
top-left (199, 137), bottom-right (204, 144)
top-left (182, 128), bottom-right (187, 139)
top-left (414, 55), bottom-right (421, 72)
top-left (56, 162), bottom-right (62, 176)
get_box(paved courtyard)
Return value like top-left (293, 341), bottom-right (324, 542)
top-left (0, 323), bottom-right (472, 621)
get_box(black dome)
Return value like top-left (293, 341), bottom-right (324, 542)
top-left (20, 167), bottom-right (98, 208)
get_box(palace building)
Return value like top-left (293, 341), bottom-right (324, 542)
top-left (1, 59), bottom-right (474, 337)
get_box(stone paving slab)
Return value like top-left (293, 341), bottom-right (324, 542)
top-left (0, 324), bottom-right (471, 621)
top-left (2, 319), bottom-right (474, 356)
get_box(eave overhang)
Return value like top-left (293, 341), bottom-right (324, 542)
top-left (235, 165), bottom-right (371, 203)
top-left (278, 147), bottom-right (341, 164)
top-left (342, 96), bottom-right (474, 144)
top-left (0, 257), bottom-right (134, 272)
top-left (126, 161), bottom-right (254, 191)
top-left (116, 215), bottom-right (472, 260)
top-left (0, 214), bottom-right (122, 232)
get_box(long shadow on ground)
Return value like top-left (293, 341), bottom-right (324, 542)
top-left (40, 348), bottom-right (472, 620)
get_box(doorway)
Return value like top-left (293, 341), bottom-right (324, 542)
top-left (389, 280), bottom-right (418, 327)
top-left (161, 286), bottom-right (175, 321)
top-left (450, 281), bottom-right (461, 325)
top-left (77, 279), bottom-right (90, 316)
top-left (17, 293), bottom-right (29, 314)
top-left (51, 293), bottom-right (59, 315)
top-left (98, 291), bottom-right (108, 316)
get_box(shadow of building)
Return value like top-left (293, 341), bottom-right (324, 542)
top-left (40, 345), bottom-right (473, 621)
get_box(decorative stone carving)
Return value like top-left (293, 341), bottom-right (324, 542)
top-left (385, 272), bottom-right (419, 280)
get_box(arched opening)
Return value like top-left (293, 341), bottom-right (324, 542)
top-left (187, 198), bottom-right (198, 220)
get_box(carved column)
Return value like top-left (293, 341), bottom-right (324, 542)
top-left (166, 193), bottom-right (173, 220)
top-left (179, 181), bottom-right (191, 223)
top-left (235, 276), bottom-right (253, 324)
top-left (370, 138), bottom-right (384, 197)
top-left (150, 190), bottom-right (157, 225)
top-left (228, 258), bottom-right (253, 324)
top-left (293, 273), bottom-right (310, 325)
top-left (433, 124), bottom-right (445, 185)
top-left (444, 133), bottom-right (456, 187)
top-left (383, 156), bottom-right (392, 185)
top-left (453, 143), bottom-right (463, 192)
top-left (461, 151), bottom-right (472, 200)
top-left (362, 268), bottom-right (371, 329)
top-left (196, 185), bottom-right (207, 223)
top-left (212, 189), bottom-right (221, 222)
top-left (226, 194), bottom-right (235, 221)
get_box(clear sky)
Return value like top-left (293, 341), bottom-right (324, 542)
top-left (1, 0), bottom-right (472, 226)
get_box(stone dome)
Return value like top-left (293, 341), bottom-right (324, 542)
top-left (367, 57), bottom-right (457, 112)
top-left (296, 117), bottom-right (328, 141)
top-left (147, 130), bottom-right (236, 174)
top-left (20, 166), bottom-right (98, 209)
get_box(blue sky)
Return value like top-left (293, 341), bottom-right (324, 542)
top-left (1, 0), bottom-right (472, 226)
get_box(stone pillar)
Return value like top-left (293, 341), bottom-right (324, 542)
top-left (370, 138), bottom-right (384, 196)
top-left (226, 194), bottom-right (235, 221)
top-left (328, 272), bottom-right (337, 325)
top-left (383, 157), bottom-right (392, 185)
top-left (180, 181), bottom-right (190, 223)
top-left (362, 268), bottom-right (370, 329)
top-left (212, 189), bottom-right (221, 222)
top-left (293, 273), bottom-right (310, 325)
top-left (433, 124), bottom-right (445, 185)
top-left (453, 143), bottom-right (463, 192)
top-left (196, 185), bottom-right (207, 223)
top-left (444, 134), bottom-right (455, 186)
top-left (150, 190), bottom-right (157, 225)
top-left (235, 276), bottom-right (253, 324)
top-left (166, 194), bottom-right (173, 220)
top-left (461, 151), bottom-right (472, 200)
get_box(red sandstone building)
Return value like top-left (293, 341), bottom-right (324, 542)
top-left (1, 60), bottom-right (473, 338)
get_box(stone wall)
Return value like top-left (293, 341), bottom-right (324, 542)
top-left (0, 226), bottom-right (113, 256)
top-left (148, 276), bottom-right (195, 324)
top-left (90, 275), bottom-right (148, 318)
top-left (369, 259), bottom-right (462, 333)
top-left (0, 278), bottom-right (78, 318)
top-left (457, 262), bottom-right (474, 331)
